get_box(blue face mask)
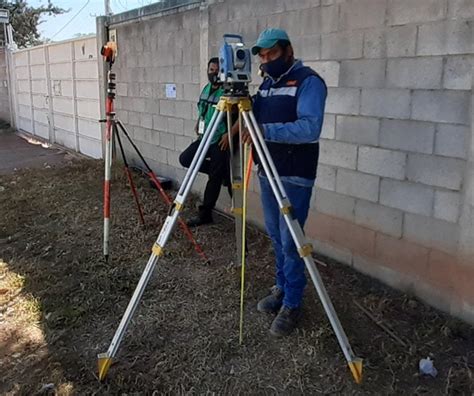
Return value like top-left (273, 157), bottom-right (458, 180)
top-left (261, 56), bottom-right (291, 79)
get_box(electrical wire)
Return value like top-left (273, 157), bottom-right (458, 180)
top-left (50, 0), bottom-right (91, 40)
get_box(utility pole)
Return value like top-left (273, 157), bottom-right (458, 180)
top-left (0, 8), bottom-right (17, 128)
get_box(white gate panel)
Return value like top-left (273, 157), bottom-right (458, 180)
top-left (11, 36), bottom-right (102, 158)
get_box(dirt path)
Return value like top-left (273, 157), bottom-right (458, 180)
top-left (0, 158), bottom-right (473, 395)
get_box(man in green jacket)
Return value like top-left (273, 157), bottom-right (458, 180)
top-left (179, 57), bottom-right (231, 226)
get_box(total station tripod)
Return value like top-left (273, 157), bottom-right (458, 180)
top-left (100, 46), bottom-right (208, 264)
top-left (97, 84), bottom-right (363, 384)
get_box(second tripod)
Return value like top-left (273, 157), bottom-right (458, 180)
top-left (100, 68), bottom-right (208, 264)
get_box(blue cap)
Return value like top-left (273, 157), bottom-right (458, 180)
top-left (251, 28), bottom-right (290, 55)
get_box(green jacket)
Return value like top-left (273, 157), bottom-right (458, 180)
top-left (197, 83), bottom-right (227, 144)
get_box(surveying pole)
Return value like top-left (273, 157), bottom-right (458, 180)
top-left (99, 39), bottom-right (208, 263)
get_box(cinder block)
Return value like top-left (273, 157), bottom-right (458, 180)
top-left (387, 58), bottom-right (443, 89)
top-left (386, 25), bottom-right (417, 57)
top-left (403, 213), bottom-right (460, 254)
top-left (153, 114), bottom-right (168, 131)
top-left (292, 8), bottom-right (319, 36)
top-left (138, 83), bottom-right (153, 98)
top-left (183, 83), bottom-right (202, 102)
top-left (412, 90), bottom-right (470, 125)
top-left (380, 179), bottom-right (434, 216)
top-left (175, 101), bottom-right (193, 120)
top-left (129, 111), bottom-right (141, 127)
top-left (140, 113), bottom-right (153, 129)
top-left (443, 56), bottom-right (473, 90)
top-left (336, 115), bottom-right (379, 146)
top-left (321, 5), bottom-right (339, 33)
top-left (374, 233), bottom-right (429, 279)
top-left (156, 66), bottom-right (174, 83)
top-left (319, 140), bottom-right (358, 169)
top-left (159, 132), bottom-right (175, 150)
top-left (167, 117), bottom-right (184, 135)
top-left (387, 0), bottom-right (446, 25)
top-left (355, 200), bottom-right (404, 237)
top-left (434, 190), bottom-right (461, 222)
top-left (321, 31), bottom-right (364, 60)
top-left (295, 35), bottom-right (321, 61)
top-left (340, 59), bottom-right (386, 88)
top-left (305, 61), bottom-right (340, 87)
top-left (316, 164), bottom-right (337, 191)
top-left (313, 188), bottom-right (356, 221)
top-left (340, 0), bottom-right (386, 30)
top-left (363, 29), bottom-right (385, 59)
top-left (325, 88), bottom-right (360, 115)
top-left (321, 114), bottom-right (335, 139)
top-left (435, 124), bottom-right (468, 159)
top-left (407, 153), bottom-right (465, 190)
top-left (184, 119), bottom-right (198, 137)
top-left (159, 100), bottom-right (176, 117)
top-left (312, 239), bottom-right (353, 266)
top-left (417, 20), bottom-right (473, 55)
top-left (144, 98), bottom-right (159, 114)
top-left (361, 89), bottom-right (411, 119)
top-left (116, 82), bottom-right (127, 97)
top-left (336, 169), bottom-right (380, 202)
top-left (174, 65), bottom-right (193, 83)
top-left (358, 146), bottom-right (406, 180)
top-left (380, 119), bottom-right (435, 154)
top-left (131, 97), bottom-right (146, 112)
top-left (448, 0), bottom-right (474, 19)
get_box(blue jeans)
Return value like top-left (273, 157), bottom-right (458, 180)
top-left (259, 176), bottom-right (313, 309)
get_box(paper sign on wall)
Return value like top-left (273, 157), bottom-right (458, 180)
top-left (165, 84), bottom-right (177, 99)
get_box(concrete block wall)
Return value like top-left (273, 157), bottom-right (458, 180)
top-left (0, 50), bottom-right (10, 123)
top-left (105, 0), bottom-right (474, 324)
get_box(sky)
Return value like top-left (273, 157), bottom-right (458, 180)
top-left (30, 0), bottom-right (156, 42)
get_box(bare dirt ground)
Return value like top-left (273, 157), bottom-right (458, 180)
top-left (0, 146), bottom-right (473, 394)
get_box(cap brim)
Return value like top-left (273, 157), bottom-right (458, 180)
top-left (251, 39), bottom-right (279, 55)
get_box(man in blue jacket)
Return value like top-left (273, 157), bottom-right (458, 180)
top-left (247, 29), bottom-right (327, 337)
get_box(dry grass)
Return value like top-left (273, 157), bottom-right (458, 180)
top-left (0, 158), bottom-right (473, 395)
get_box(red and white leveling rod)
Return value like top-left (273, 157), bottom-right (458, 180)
top-left (100, 40), bottom-right (208, 263)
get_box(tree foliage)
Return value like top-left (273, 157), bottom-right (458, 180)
top-left (0, 1), bottom-right (67, 48)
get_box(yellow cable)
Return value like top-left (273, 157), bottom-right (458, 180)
top-left (239, 143), bottom-right (250, 345)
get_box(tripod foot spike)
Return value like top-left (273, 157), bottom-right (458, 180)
top-left (348, 359), bottom-right (363, 384)
top-left (98, 353), bottom-right (112, 381)
top-left (104, 254), bottom-right (109, 263)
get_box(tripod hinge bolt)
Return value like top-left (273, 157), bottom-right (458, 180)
top-left (238, 99), bottom-right (252, 112)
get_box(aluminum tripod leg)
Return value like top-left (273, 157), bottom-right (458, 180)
top-left (240, 106), bottom-right (363, 384)
top-left (97, 109), bottom-right (226, 381)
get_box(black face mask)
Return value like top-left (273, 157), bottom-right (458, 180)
top-left (260, 56), bottom-right (291, 79)
top-left (208, 72), bottom-right (219, 84)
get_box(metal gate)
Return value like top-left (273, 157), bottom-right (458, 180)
top-left (11, 36), bottom-right (102, 158)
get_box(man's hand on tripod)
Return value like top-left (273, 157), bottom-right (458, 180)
top-left (242, 127), bottom-right (253, 145)
top-left (218, 133), bottom-right (230, 151)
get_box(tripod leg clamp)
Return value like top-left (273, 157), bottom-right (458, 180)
top-left (152, 243), bottom-right (164, 256)
top-left (298, 243), bottom-right (313, 258)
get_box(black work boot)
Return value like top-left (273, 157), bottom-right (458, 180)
top-left (187, 206), bottom-right (213, 227)
top-left (269, 305), bottom-right (302, 337)
top-left (257, 286), bottom-right (284, 314)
